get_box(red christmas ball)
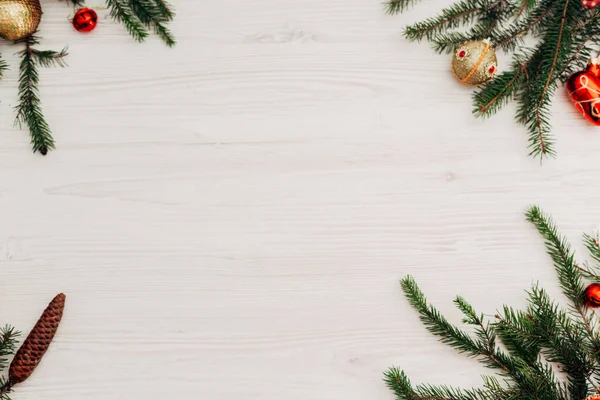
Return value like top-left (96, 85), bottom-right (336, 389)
top-left (582, 0), bottom-right (600, 8)
top-left (584, 283), bottom-right (600, 307)
top-left (567, 58), bottom-right (600, 126)
top-left (72, 8), bottom-right (98, 33)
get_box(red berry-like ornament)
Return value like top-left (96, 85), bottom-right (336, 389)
top-left (584, 283), bottom-right (600, 307)
top-left (582, 0), bottom-right (600, 8)
top-left (567, 58), bottom-right (600, 126)
top-left (72, 8), bottom-right (98, 33)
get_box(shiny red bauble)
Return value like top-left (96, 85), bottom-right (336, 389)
top-left (584, 283), bottom-right (600, 307)
top-left (582, 0), bottom-right (600, 8)
top-left (566, 59), bottom-right (600, 126)
top-left (72, 8), bottom-right (98, 33)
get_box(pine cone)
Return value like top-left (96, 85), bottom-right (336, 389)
top-left (8, 293), bottom-right (65, 386)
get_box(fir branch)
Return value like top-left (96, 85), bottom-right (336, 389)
top-left (537, 0), bottom-right (570, 129)
top-left (584, 232), bottom-right (600, 266)
top-left (515, 0), bottom-right (577, 160)
top-left (106, 0), bottom-right (149, 43)
top-left (128, 0), bottom-right (176, 46)
top-left (527, 286), bottom-right (594, 398)
top-left (494, 307), bottom-right (541, 364)
top-left (401, 276), bottom-right (480, 355)
top-left (402, 276), bottom-right (564, 398)
top-left (388, 0), bottom-right (599, 158)
top-left (404, 0), bottom-right (492, 41)
top-left (525, 205), bottom-right (584, 307)
top-left (14, 36), bottom-right (65, 155)
top-left (517, 0), bottom-right (539, 17)
top-left (473, 51), bottom-right (534, 117)
top-left (385, 0), bottom-right (424, 15)
top-left (386, 207), bottom-right (600, 400)
top-left (559, 37), bottom-right (594, 82)
top-left (0, 379), bottom-right (11, 400)
top-left (152, 0), bottom-right (174, 21)
top-left (0, 55), bottom-right (9, 82)
top-left (60, 0), bottom-right (86, 6)
top-left (0, 326), bottom-right (19, 371)
top-left (384, 367), bottom-right (499, 400)
top-left (493, 7), bottom-right (552, 52)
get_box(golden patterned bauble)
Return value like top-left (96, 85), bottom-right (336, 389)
top-left (451, 39), bottom-right (498, 86)
top-left (0, 0), bottom-right (42, 41)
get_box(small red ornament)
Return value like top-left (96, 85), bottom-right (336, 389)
top-left (567, 58), bottom-right (600, 125)
top-left (584, 283), bottom-right (600, 307)
top-left (72, 8), bottom-right (98, 33)
top-left (582, 0), bottom-right (600, 8)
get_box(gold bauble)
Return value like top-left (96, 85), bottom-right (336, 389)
top-left (451, 39), bottom-right (498, 86)
top-left (0, 0), bottom-right (42, 41)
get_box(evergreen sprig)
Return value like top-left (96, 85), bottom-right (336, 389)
top-left (15, 36), bottom-right (67, 155)
top-left (0, 327), bottom-right (19, 400)
top-left (386, 206), bottom-right (600, 399)
top-left (388, 0), bottom-right (595, 160)
top-left (105, 0), bottom-right (176, 46)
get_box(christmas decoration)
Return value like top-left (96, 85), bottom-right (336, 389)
top-left (72, 7), bottom-right (98, 33)
top-left (451, 39), bottom-right (497, 86)
top-left (582, 0), bottom-right (600, 9)
top-left (0, 294), bottom-right (65, 397)
top-left (0, 0), bottom-right (42, 41)
top-left (9, 293), bottom-right (65, 386)
top-left (385, 206), bottom-right (600, 399)
top-left (584, 283), bottom-right (600, 307)
top-left (386, 0), bottom-right (600, 159)
top-left (0, 0), bottom-right (176, 156)
top-left (567, 58), bottom-right (600, 125)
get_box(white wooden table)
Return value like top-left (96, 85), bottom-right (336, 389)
top-left (3, 1), bottom-right (600, 399)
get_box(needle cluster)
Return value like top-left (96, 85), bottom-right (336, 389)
top-left (385, 206), bottom-right (600, 399)
top-left (387, 0), bottom-right (600, 159)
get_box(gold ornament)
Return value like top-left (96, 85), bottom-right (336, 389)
top-left (0, 0), bottom-right (42, 41)
top-left (451, 39), bottom-right (498, 86)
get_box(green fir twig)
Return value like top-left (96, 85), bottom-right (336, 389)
top-left (106, 0), bottom-right (175, 46)
top-left (387, 0), bottom-right (595, 160)
top-left (386, 206), bottom-right (600, 399)
top-left (15, 35), bottom-right (67, 155)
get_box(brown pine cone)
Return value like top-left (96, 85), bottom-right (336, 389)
top-left (8, 293), bottom-right (66, 386)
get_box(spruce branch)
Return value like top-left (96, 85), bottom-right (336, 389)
top-left (14, 36), bottom-right (66, 155)
top-left (387, 206), bottom-right (600, 399)
top-left (0, 327), bottom-right (19, 372)
top-left (385, 0), bottom-right (424, 15)
top-left (106, 0), bottom-right (175, 45)
top-left (152, 0), bottom-right (174, 21)
top-left (525, 205), bottom-right (584, 307)
top-left (584, 232), bottom-right (600, 266)
top-left (0, 379), bottom-right (11, 400)
top-left (106, 0), bottom-right (149, 43)
top-left (473, 51), bottom-right (534, 117)
top-left (60, 0), bottom-right (86, 6)
top-left (128, 0), bottom-right (176, 47)
top-left (388, 0), bottom-right (597, 159)
top-left (404, 0), bottom-right (489, 42)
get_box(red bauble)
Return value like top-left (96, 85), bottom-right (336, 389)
top-left (584, 283), bottom-right (600, 307)
top-left (72, 8), bottom-right (98, 33)
top-left (582, 0), bottom-right (600, 8)
top-left (567, 58), bottom-right (600, 125)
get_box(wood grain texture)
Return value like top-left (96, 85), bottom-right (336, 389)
top-left (1, 0), bottom-right (599, 399)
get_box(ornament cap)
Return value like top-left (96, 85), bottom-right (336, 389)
top-left (590, 57), bottom-right (600, 65)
